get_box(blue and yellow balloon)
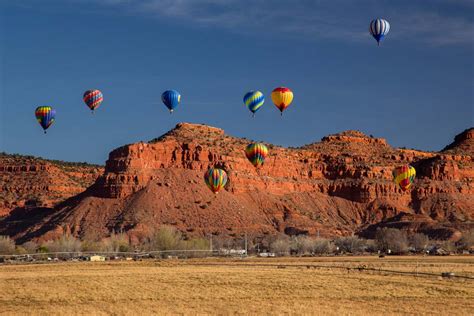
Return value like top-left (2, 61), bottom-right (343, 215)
top-left (161, 90), bottom-right (181, 113)
top-left (243, 91), bottom-right (264, 117)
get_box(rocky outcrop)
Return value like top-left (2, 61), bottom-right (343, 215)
top-left (443, 128), bottom-right (474, 154)
top-left (0, 124), bottom-right (472, 243)
top-left (0, 154), bottom-right (102, 216)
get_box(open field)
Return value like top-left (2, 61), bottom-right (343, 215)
top-left (1, 256), bottom-right (473, 315)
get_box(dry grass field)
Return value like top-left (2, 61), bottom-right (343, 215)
top-left (1, 256), bottom-right (473, 315)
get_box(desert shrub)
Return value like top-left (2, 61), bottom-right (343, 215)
top-left (37, 246), bottom-right (49, 253)
top-left (211, 235), bottom-right (234, 251)
top-left (101, 232), bottom-right (130, 253)
top-left (375, 228), bottom-right (408, 254)
top-left (334, 236), bottom-right (366, 254)
top-left (184, 238), bottom-right (210, 251)
top-left (457, 230), bottom-right (474, 251)
top-left (364, 239), bottom-right (377, 253)
top-left (313, 238), bottom-right (334, 255)
top-left (440, 240), bottom-right (457, 253)
top-left (410, 233), bottom-right (430, 253)
top-left (15, 246), bottom-right (27, 255)
top-left (146, 226), bottom-right (183, 251)
top-left (270, 238), bottom-right (291, 256)
top-left (0, 236), bottom-right (16, 255)
top-left (81, 240), bottom-right (102, 252)
top-left (43, 234), bottom-right (82, 258)
top-left (291, 236), bottom-right (315, 255)
top-left (181, 238), bottom-right (211, 258)
top-left (22, 241), bottom-right (38, 253)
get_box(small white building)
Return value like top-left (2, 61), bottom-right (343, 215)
top-left (89, 255), bottom-right (106, 262)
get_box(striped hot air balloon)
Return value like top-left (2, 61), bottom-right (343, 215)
top-left (271, 87), bottom-right (293, 115)
top-left (35, 106), bottom-right (56, 134)
top-left (369, 18), bottom-right (390, 46)
top-left (161, 90), bottom-right (181, 113)
top-left (245, 143), bottom-right (268, 168)
top-left (83, 89), bottom-right (103, 113)
top-left (392, 165), bottom-right (416, 191)
top-left (204, 168), bottom-right (228, 194)
top-left (243, 91), bottom-right (265, 117)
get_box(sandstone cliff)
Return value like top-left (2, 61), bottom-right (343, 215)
top-left (0, 153), bottom-right (102, 217)
top-left (0, 125), bottom-right (472, 243)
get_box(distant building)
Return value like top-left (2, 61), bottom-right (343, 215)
top-left (220, 249), bottom-right (246, 256)
top-left (258, 252), bottom-right (276, 257)
top-left (89, 255), bottom-right (106, 262)
top-left (428, 246), bottom-right (450, 256)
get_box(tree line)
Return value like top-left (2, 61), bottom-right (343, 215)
top-left (0, 227), bottom-right (473, 257)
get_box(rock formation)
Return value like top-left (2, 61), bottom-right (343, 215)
top-left (0, 125), bottom-right (472, 243)
top-left (0, 153), bottom-right (102, 217)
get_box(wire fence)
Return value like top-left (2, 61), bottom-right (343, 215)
top-left (0, 249), bottom-right (237, 259)
top-left (188, 262), bottom-right (474, 280)
top-left (1, 251), bottom-right (473, 281)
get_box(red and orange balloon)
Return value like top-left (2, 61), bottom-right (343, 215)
top-left (392, 165), bottom-right (416, 191)
top-left (271, 87), bottom-right (293, 115)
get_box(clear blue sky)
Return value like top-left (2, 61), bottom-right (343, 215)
top-left (1, 0), bottom-right (473, 164)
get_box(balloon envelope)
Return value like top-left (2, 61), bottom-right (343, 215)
top-left (369, 18), bottom-right (390, 45)
top-left (83, 89), bottom-right (103, 111)
top-left (204, 168), bottom-right (228, 194)
top-left (392, 165), bottom-right (416, 191)
top-left (162, 90), bottom-right (181, 112)
top-left (245, 143), bottom-right (268, 168)
top-left (243, 91), bottom-right (265, 115)
top-left (271, 87), bottom-right (293, 114)
top-left (35, 106), bottom-right (56, 132)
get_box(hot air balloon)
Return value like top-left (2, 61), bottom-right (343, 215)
top-left (245, 143), bottom-right (268, 168)
top-left (35, 106), bottom-right (56, 134)
top-left (243, 91), bottom-right (265, 117)
top-left (204, 168), bottom-right (228, 194)
top-left (271, 87), bottom-right (293, 115)
top-left (392, 165), bottom-right (416, 191)
top-left (369, 18), bottom-right (390, 46)
top-left (83, 89), bottom-right (103, 113)
top-left (161, 90), bottom-right (181, 113)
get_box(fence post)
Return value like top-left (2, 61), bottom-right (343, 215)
top-left (245, 232), bottom-right (248, 257)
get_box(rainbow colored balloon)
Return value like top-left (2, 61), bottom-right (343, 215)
top-left (392, 165), bottom-right (416, 191)
top-left (245, 143), bottom-right (268, 168)
top-left (83, 89), bottom-right (103, 112)
top-left (35, 106), bottom-right (56, 134)
top-left (243, 91), bottom-right (265, 116)
top-left (271, 87), bottom-right (293, 115)
top-left (204, 168), bottom-right (228, 194)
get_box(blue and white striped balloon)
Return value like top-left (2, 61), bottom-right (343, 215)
top-left (369, 18), bottom-right (390, 45)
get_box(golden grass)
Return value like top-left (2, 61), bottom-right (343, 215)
top-left (1, 256), bottom-right (473, 315)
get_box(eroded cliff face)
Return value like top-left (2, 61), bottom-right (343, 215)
top-left (0, 154), bottom-right (102, 216)
top-left (1, 125), bottom-right (472, 243)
